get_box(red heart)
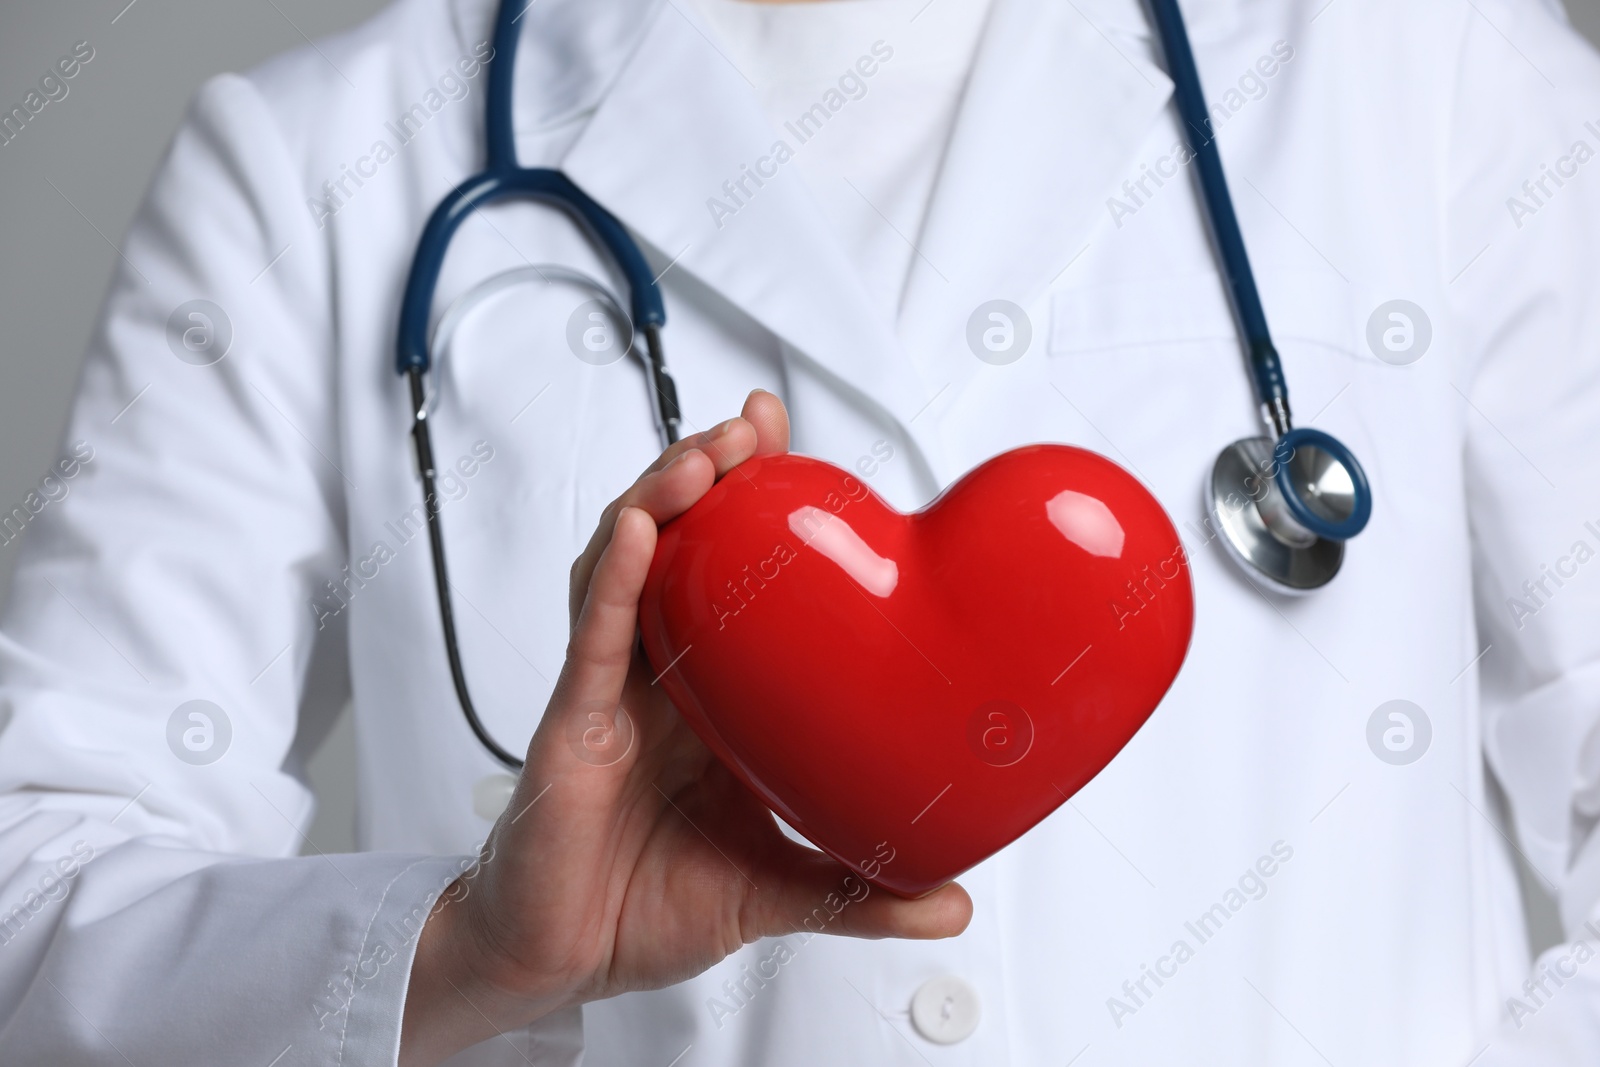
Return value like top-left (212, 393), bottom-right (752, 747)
top-left (640, 445), bottom-right (1193, 897)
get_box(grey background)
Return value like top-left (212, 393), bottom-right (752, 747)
top-left (0, 0), bottom-right (395, 858)
top-left (0, 0), bottom-right (1591, 938)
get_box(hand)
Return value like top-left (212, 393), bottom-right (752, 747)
top-left (401, 390), bottom-right (971, 1066)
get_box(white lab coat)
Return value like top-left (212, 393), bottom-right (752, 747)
top-left (2, 0), bottom-right (1599, 1062)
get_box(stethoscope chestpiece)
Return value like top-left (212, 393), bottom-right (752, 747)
top-left (1208, 430), bottom-right (1371, 595)
top-left (1271, 427), bottom-right (1372, 543)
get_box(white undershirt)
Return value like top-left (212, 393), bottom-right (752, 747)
top-left (688, 0), bottom-right (995, 322)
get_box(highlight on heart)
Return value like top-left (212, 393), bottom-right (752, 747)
top-left (708, 471), bottom-right (878, 630)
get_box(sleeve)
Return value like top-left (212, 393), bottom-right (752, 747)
top-left (0, 73), bottom-right (473, 1064)
top-left (1445, 2), bottom-right (1600, 1057)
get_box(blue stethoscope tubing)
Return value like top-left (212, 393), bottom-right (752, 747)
top-left (1145, 0), bottom-right (1372, 544)
top-left (394, 0), bottom-right (682, 769)
top-left (395, 0), bottom-right (1372, 769)
top-left (395, 0), bottom-right (680, 438)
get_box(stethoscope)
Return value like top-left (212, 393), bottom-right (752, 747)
top-left (1144, 0), bottom-right (1371, 595)
top-left (395, 0), bottom-right (1373, 770)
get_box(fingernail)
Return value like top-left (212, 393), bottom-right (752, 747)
top-left (710, 418), bottom-right (738, 438)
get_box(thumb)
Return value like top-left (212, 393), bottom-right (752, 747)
top-left (744, 838), bottom-right (973, 942)
top-left (548, 505), bottom-right (656, 735)
top-left (741, 389), bottom-right (790, 455)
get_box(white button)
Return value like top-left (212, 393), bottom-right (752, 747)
top-left (910, 975), bottom-right (981, 1044)
top-left (472, 774), bottom-right (517, 820)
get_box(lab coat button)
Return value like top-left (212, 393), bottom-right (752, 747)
top-left (472, 773), bottom-right (517, 820)
top-left (910, 975), bottom-right (981, 1044)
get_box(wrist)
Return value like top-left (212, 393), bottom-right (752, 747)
top-left (399, 880), bottom-right (569, 1067)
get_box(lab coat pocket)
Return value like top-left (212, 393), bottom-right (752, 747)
top-left (1047, 268), bottom-right (1369, 417)
top-left (1047, 268), bottom-right (1364, 365)
top-left (1043, 270), bottom-right (1369, 530)
top-left (1047, 272), bottom-right (1240, 361)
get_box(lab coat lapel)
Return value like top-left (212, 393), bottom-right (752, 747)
top-left (559, 0), bottom-right (942, 454)
top-left (897, 0), bottom-right (1173, 402)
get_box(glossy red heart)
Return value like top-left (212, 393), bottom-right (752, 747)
top-left (639, 445), bottom-right (1193, 897)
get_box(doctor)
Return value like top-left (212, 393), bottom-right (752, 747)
top-left (3, 0), bottom-right (1600, 1063)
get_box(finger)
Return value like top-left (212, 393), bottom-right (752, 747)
top-left (569, 448), bottom-right (716, 622)
top-left (845, 881), bottom-right (972, 940)
top-left (553, 506), bottom-right (659, 719)
top-left (740, 389), bottom-right (790, 456)
top-left (645, 417), bottom-right (758, 479)
top-left (569, 415), bottom-right (759, 621)
top-left (744, 838), bottom-right (973, 942)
